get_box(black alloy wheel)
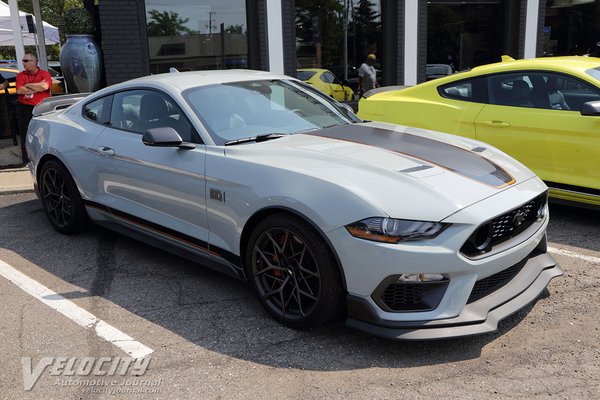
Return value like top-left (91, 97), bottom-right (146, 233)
top-left (40, 160), bottom-right (89, 234)
top-left (246, 213), bottom-right (344, 328)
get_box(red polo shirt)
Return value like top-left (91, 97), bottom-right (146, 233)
top-left (16, 68), bottom-right (52, 106)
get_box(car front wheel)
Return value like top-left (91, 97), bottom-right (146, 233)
top-left (246, 213), bottom-right (344, 329)
top-left (40, 160), bottom-right (89, 234)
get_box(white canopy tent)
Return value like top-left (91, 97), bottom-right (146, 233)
top-left (0, 0), bottom-right (59, 46)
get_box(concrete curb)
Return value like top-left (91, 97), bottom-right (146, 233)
top-left (0, 167), bottom-right (35, 195)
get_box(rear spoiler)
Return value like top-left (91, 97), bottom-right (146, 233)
top-left (363, 85), bottom-right (412, 99)
top-left (33, 93), bottom-right (91, 117)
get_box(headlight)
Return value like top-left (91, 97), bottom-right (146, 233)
top-left (345, 217), bottom-right (449, 243)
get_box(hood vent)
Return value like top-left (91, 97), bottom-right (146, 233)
top-left (397, 165), bottom-right (434, 174)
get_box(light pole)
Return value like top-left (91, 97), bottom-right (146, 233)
top-left (343, 0), bottom-right (349, 81)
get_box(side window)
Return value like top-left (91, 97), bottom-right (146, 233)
top-left (110, 90), bottom-right (143, 132)
top-left (488, 73), bottom-right (536, 108)
top-left (487, 72), bottom-right (600, 111)
top-left (545, 73), bottom-right (600, 111)
top-left (83, 96), bottom-right (111, 124)
top-left (320, 72), bottom-right (335, 84)
top-left (439, 77), bottom-right (486, 103)
top-left (110, 89), bottom-right (199, 142)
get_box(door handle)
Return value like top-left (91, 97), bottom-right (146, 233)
top-left (97, 146), bottom-right (115, 157)
top-left (482, 120), bottom-right (510, 127)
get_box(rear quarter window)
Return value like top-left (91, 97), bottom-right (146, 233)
top-left (83, 96), bottom-right (111, 125)
top-left (438, 77), bottom-right (487, 103)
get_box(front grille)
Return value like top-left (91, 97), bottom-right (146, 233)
top-left (461, 192), bottom-right (547, 257)
top-left (373, 279), bottom-right (449, 312)
top-left (467, 256), bottom-right (528, 304)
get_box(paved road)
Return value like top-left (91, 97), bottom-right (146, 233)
top-left (1, 193), bottom-right (599, 399)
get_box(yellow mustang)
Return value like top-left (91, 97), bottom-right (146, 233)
top-left (297, 68), bottom-right (354, 101)
top-left (358, 56), bottom-right (600, 208)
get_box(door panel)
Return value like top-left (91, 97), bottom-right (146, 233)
top-left (90, 89), bottom-right (209, 242)
top-left (475, 105), bottom-right (600, 190)
top-left (475, 105), bottom-right (556, 183)
top-left (476, 71), bottom-right (600, 192)
top-left (92, 127), bottom-right (209, 241)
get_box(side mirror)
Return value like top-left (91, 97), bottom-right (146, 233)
top-left (580, 100), bottom-right (600, 116)
top-left (142, 127), bottom-right (195, 149)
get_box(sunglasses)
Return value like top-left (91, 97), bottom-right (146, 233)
top-left (22, 59), bottom-right (34, 63)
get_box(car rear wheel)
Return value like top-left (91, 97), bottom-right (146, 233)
top-left (246, 213), bottom-right (344, 328)
top-left (40, 160), bottom-right (89, 234)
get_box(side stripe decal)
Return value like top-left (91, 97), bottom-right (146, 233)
top-left (83, 200), bottom-right (242, 268)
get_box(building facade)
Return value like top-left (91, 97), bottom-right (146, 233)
top-left (94, 0), bottom-right (600, 87)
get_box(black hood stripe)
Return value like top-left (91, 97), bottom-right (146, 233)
top-left (305, 125), bottom-right (515, 189)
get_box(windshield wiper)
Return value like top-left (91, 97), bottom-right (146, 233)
top-left (224, 133), bottom-right (285, 146)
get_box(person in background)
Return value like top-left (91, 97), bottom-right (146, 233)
top-left (15, 53), bottom-right (52, 163)
top-left (357, 53), bottom-right (379, 98)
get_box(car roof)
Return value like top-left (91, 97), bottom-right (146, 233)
top-left (401, 55), bottom-right (600, 91)
top-left (106, 69), bottom-right (293, 93)
top-left (298, 68), bottom-right (325, 73)
top-left (470, 56), bottom-right (600, 75)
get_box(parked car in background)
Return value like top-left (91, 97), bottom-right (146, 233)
top-left (27, 69), bottom-right (561, 340)
top-left (0, 64), bottom-right (64, 95)
top-left (297, 68), bottom-right (354, 101)
top-left (426, 63), bottom-right (454, 80)
top-left (359, 55), bottom-right (600, 208)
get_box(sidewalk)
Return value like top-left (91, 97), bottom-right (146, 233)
top-left (0, 167), bottom-right (34, 194)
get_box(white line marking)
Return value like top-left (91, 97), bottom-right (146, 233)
top-left (0, 260), bottom-right (153, 359)
top-left (548, 247), bottom-right (600, 265)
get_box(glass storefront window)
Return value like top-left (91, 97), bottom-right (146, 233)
top-left (543, 0), bottom-right (600, 57)
top-left (145, 0), bottom-right (248, 74)
top-left (426, 0), bottom-right (521, 76)
top-left (295, 0), bottom-right (382, 92)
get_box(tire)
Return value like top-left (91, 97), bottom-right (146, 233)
top-left (245, 213), bottom-right (344, 328)
top-left (39, 160), bottom-right (89, 234)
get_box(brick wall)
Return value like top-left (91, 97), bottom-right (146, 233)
top-left (281, 0), bottom-right (297, 76)
top-left (98, 0), bottom-right (150, 86)
top-left (247, 0), bottom-right (268, 71)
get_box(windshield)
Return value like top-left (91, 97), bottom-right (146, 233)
top-left (183, 79), bottom-right (359, 145)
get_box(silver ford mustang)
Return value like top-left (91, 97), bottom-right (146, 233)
top-left (26, 70), bottom-right (562, 339)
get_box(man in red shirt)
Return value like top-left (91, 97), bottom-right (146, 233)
top-left (15, 53), bottom-right (52, 163)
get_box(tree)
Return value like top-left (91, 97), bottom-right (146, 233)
top-left (146, 10), bottom-right (193, 37)
top-left (351, 0), bottom-right (381, 63)
top-left (295, 0), bottom-right (344, 68)
top-left (18, 0), bottom-right (83, 28)
top-left (225, 24), bottom-right (245, 35)
top-left (0, 0), bottom-right (83, 60)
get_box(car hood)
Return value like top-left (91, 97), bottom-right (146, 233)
top-left (223, 121), bottom-right (537, 221)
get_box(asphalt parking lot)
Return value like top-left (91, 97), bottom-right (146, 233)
top-left (1, 193), bottom-right (599, 399)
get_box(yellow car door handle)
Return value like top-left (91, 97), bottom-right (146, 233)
top-left (482, 120), bottom-right (510, 127)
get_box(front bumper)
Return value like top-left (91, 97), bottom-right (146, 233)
top-left (346, 251), bottom-right (562, 340)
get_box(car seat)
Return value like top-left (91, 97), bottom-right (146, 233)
top-left (133, 93), bottom-right (187, 138)
top-left (508, 80), bottom-right (533, 107)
